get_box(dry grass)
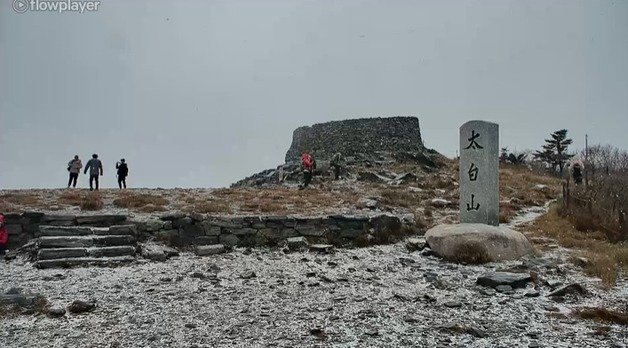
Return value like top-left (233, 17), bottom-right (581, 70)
top-left (80, 192), bottom-right (103, 211)
top-left (524, 204), bottom-right (628, 288)
top-left (189, 199), bottom-right (232, 214)
top-left (113, 192), bottom-right (169, 211)
top-left (0, 193), bottom-right (42, 208)
top-left (573, 307), bottom-right (628, 326)
top-left (58, 191), bottom-right (83, 206)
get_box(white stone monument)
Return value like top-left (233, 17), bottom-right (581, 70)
top-left (459, 120), bottom-right (499, 226)
top-left (423, 120), bottom-right (534, 263)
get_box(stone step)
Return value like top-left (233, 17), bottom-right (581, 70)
top-left (34, 256), bottom-right (135, 269)
top-left (38, 225), bottom-right (137, 237)
top-left (37, 246), bottom-right (136, 260)
top-left (38, 248), bottom-right (88, 260)
top-left (39, 235), bottom-right (136, 248)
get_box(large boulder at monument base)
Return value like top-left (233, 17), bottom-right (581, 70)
top-left (424, 223), bottom-right (534, 263)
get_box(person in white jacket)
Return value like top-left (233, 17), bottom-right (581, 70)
top-left (67, 155), bottom-right (83, 188)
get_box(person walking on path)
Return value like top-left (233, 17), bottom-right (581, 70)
top-left (0, 214), bottom-right (8, 256)
top-left (67, 155), bottom-right (83, 188)
top-left (84, 154), bottom-right (103, 190)
top-left (116, 159), bottom-right (129, 189)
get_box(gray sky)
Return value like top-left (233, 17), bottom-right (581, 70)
top-left (1, 0), bottom-right (627, 189)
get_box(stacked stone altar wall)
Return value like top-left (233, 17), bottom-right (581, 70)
top-left (284, 116), bottom-right (424, 163)
top-left (4, 212), bottom-right (407, 250)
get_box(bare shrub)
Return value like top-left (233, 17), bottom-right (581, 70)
top-left (58, 191), bottom-right (83, 206)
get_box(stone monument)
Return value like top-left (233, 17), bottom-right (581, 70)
top-left (459, 121), bottom-right (499, 226)
top-left (424, 120), bottom-right (533, 263)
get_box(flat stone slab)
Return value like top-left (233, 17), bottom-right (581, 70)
top-left (424, 223), bottom-right (534, 262)
top-left (196, 244), bottom-right (226, 256)
top-left (476, 272), bottom-right (532, 289)
top-left (34, 256), bottom-right (135, 269)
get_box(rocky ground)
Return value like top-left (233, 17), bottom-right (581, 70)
top-left (1, 234), bottom-right (626, 348)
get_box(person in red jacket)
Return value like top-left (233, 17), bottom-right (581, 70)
top-left (0, 213), bottom-right (8, 255)
top-left (299, 151), bottom-right (315, 189)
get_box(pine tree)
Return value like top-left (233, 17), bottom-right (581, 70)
top-left (533, 129), bottom-right (573, 174)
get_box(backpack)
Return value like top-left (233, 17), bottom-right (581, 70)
top-left (301, 154), bottom-right (314, 170)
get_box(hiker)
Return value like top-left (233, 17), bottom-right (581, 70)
top-left (116, 159), bottom-right (129, 189)
top-left (572, 161), bottom-right (584, 185)
top-left (84, 154), bottom-right (103, 190)
top-left (330, 152), bottom-right (344, 180)
top-left (0, 214), bottom-right (8, 256)
top-left (299, 151), bottom-right (315, 189)
top-left (67, 155), bottom-right (83, 188)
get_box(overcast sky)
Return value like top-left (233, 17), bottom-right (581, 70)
top-left (1, 0), bottom-right (627, 189)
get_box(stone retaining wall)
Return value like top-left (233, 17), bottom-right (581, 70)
top-left (4, 212), bottom-right (408, 250)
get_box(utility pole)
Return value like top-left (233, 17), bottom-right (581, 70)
top-left (585, 134), bottom-right (589, 187)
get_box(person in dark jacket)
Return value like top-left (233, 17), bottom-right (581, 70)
top-left (84, 154), bottom-right (103, 190)
top-left (116, 159), bottom-right (129, 189)
top-left (0, 214), bottom-right (8, 256)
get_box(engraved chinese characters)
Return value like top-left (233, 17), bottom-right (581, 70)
top-left (459, 121), bottom-right (499, 226)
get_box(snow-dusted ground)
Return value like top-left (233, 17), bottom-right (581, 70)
top-left (1, 242), bottom-right (626, 348)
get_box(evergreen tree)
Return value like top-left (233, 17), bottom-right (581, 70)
top-left (533, 129), bottom-right (573, 174)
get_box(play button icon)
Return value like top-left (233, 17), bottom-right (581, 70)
top-left (13, 0), bottom-right (29, 13)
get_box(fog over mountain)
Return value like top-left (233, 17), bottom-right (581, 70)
top-left (1, 0), bottom-right (627, 188)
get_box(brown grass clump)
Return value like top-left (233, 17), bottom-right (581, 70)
top-left (379, 189), bottom-right (421, 208)
top-left (191, 200), bottom-right (232, 214)
top-left (0, 193), bottom-right (41, 207)
top-left (573, 307), bottom-right (628, 326)
top-left (58, 191), bottom-right (83, 206)
top-left (448, 242), bottom-right (492, 264)
top-left (80, 192), bottom-right (103, 211)
top-left (113, 193), bottom-right (168, 210)
top-left (524, 204), bottom-right (627, 288)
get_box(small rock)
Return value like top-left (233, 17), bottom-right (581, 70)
top-left (68, 300), bottom-right (96, 314)
top-left (309, 244), bottom-right (334, 253)
top-left (444, 301), bottom-right (462, 308)
top-left (403, 315), bottom-right (420, 323)
top-left (240, 270), bottom-right (256, 279)
top-left (190, 272), bottom-right (206, 279)
top-left (548, 283), bottom-right (587, 297)
top-left (195, 244), bottom-right (225, 256)
top-left (286, 237), bottom-right (309, 251)
top-left (47, 306), bottom-right (66, 318)
top-left (467, 326), bottom-right (487, 338)
top-left (495, 285), bottom-right (513, 293)
top-left (185, 323), bottom-right (196, 329)
top-left (405, 238), bottom-right (426, 252)
top-left (476, 272), bottom-right (531, 289)
top-left (430, 198), bottom-right (452, 208)
top-left (524, 291), bottom-right (540, 298)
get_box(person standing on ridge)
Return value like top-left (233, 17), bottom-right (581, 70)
top-left (116, 159), bottom-right (129, 189)
top-left (84, 154), bottom-right (103, 190)
top-left (0, 214), bottom-right (8, 256)
top-left (299, 151), bottom-right (315, 189)
top-left (67, 155), bottom-right (83, 188)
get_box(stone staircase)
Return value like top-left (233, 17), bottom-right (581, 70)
top-left (34, 225), bottom-right (138, 269)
